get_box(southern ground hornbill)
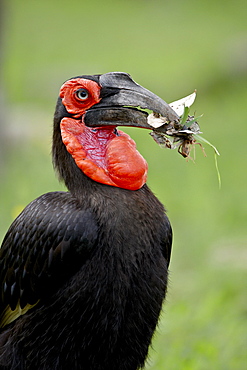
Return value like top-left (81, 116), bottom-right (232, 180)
top-left (0, 72), bottom-right (179, 369)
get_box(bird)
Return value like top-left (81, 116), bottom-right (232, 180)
top-left (0, 72), bottom-right (179, 370)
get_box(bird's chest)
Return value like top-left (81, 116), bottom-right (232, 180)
top-left (77, 213), bottom-right (166, 318)
top-left (94, 198), bottom-right (166, 289)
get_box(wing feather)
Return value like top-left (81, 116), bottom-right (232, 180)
top-left (0, 191), bottom-right (98, 327)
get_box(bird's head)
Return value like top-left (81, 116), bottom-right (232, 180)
top-left (53, 72), bottom-right (179, 192)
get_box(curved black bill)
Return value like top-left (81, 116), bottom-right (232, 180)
top-left (84, 72), bottom-right (179, 129)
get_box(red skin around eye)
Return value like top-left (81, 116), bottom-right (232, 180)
top-left (59, 78), bottom-right (148, 190)
top-left (60, 78), bottom-right (101, 117)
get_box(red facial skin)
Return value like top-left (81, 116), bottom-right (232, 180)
top-left (60, 78), bottom-right (148, 190)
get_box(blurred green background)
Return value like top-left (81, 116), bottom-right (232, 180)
top-left (0, 0), bottom-right (246, 368)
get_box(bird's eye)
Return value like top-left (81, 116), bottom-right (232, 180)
top-left (75, 88), bottom-right (89, 101)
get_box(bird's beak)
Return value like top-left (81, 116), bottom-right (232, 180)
top-left (84, 72), bottom-right (179, 129)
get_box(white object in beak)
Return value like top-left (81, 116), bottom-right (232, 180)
top-left (169, 91), bottom-right (196, 117)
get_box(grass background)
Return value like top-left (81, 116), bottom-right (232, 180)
top-left (0, 0), bottom-right (246, 368)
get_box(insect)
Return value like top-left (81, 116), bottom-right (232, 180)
top-left (178, 138), bottom-right (195, 158)
top-left (149, 110), bottom-right (203, 159)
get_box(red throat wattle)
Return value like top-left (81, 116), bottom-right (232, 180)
top-left (59, 78), bottom-right (148, 190)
